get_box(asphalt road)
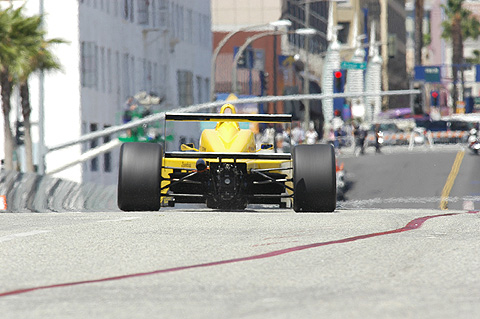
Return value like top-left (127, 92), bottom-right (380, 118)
top-left (338, 145), bottom-right (480, 210)
top-left (1, 146), bottom-right (479, 318)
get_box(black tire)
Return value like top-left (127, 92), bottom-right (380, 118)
top-left (293, 144), bottom-right (336, 212)
top-left (118, 143), bottom-right (163, 211)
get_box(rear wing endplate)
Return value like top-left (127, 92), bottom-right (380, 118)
top-left (165, 113), bottom-right (292, 123)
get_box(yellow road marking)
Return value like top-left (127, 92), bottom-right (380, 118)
top-left (440, 150), bottom-right (465, 210)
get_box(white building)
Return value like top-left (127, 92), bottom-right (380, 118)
top-left (0, 0), bottom-right (212, 185)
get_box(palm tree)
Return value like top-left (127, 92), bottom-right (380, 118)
top-left (466, 49), bottom-right (480, 64)
top-left (15, 21), bottom-right (66, 172)
top-left (0, 6), bottom-right (26, 170)
top-left (414, 0), bottom-right (424, 67)
top-left (442, 0), bottom-right (480, 111)
top-left (0, 6), bottom-right (66, 171)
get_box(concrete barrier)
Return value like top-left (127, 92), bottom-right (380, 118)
top-left (0, 170), bottom-right (118, 213)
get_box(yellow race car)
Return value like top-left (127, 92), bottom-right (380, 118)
top-left (117, 104), bottom-right (336, 212)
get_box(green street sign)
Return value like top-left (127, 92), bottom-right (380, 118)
top-left (341, 61), bottom-right (367, 70)
top-left (424, 66), bottom-right (441, 83)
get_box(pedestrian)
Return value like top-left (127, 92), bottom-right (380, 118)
top-left (353, 123), bottom-right (366, 156)
top-left (277, 126), bottom-right (291, 153)
top-left (291, 122), bottom-right (305, 145)
top-left (305, 122), bottom-right (318, 144)
top-left (328, 128), bottom-right (335, 148)
top-left (122, 96), bottom-right (137, 123)
top-left (374, 123), bottom-right (382, 154)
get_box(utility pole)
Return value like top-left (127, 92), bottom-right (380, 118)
top-left (303, 0), bottom-right (310, 130)
top-left (38, 0), bottom-right (46, 174)
top-left (273, 26), bottom-right (278, 114)
top-left (380, 0), bottom-right (389, 109)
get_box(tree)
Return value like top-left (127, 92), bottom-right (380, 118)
top-left (442, 0), bottom-right (480, 111)
top-left (414, 0), bottom-right (424, 66)
top-left (16, 23), bottom-right (66, 172)
top-left (0, 6), bottom-right (26, 170)
top-left (466, 49), bottom-right (480, 64)
top-left (0, 6), bottom-right (66, 171)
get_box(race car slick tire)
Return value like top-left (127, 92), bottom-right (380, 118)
top-left (118, 142), bottom-right (163, 211)
top-left (293, 144), bottom-right (336, 212)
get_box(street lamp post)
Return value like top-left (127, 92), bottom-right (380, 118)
top-left (296, 0), bottom-right (346, 130)
top-left (231, 30), bottom-right (286, 94)
top-left (295, 27), bottom-right (318, 130)
top-left (210, 20), bottom-right (291, 101)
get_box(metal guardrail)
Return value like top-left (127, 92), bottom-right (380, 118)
top-left (42, 89), bottom-right (421, 175)
top-left (0, 170), bottom-right (117, 213)
top-left (47, 90), bottom-right (421, 153)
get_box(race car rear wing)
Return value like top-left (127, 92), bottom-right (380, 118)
top-left (165, 113), bottom-right (292, 123)
top-left (165, 151), bottom-right (291, 160)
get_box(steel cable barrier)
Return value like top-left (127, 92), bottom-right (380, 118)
top-left (0, 170), bottom-right (117, 213)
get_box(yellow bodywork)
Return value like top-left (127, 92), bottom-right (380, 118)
top-left (199, 104), bottom-right (256, 153)
top-left (160, 104), bottom-right (292, 205)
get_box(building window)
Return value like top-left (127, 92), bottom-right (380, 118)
top-left (177, 70), bottom-right (193, 107)
top-left (131, 56), bottom-right (135, 95)
top-left (107, 49), bottom-right (112, 93)
top-left (158, 0), bottom-right (168, 30)
top-left (115, 51), bottom-right (121, 101)
top-left (153, 62), bottom-right (158, 95)
top-left (94, 45), bottom-right (98, 89)
top-left (137, 0), bottom-right (149, 25)
top-left (204, 78), bottom-right (209, 103)
top-left (81, 41), bottom-right (98, 89)
top-left (100, 47), bottom-right (105, 92)
top-left (147, 61), bottom-right (152, 92)
top-left (196, 76), bottom-right (202, 104)
top-left (123, 0), bottom-right (134, 22)
top-left (142, 58), bottom-right (147, 90)
top-left (123, 53), bottom-right (130, 97)
top-left (155, 63), bottom-right (166, 98)
top-left (81, 41), bottom-right (86, 87)
top-left (186, 9), bottom-right (192, 43)
top-left (103, 126), bottom-right (112, 173)
top-left (337, 22), bottom-right (350, 44)
top-left (123, 0), bottom-right (128, 19)
top-left (90, 123), bottom-right (98, 172)
top-left (178, 5), bottom-right (184, 40)
top-left (151, 0), bottom-right (156, 27)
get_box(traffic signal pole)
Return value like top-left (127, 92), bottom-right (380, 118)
top-left (273, 27), bottom-right (278, 114)
top-left (303, 1), bottom-right (311, 130)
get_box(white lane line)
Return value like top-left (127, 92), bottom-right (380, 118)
top-left (96, 217), bottom-right (141, 223)
top-left (339, 196), bottom-right (480, 209)
top-left (0, 230), bottom-right (50, 243)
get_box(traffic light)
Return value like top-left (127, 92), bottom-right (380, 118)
top-left (15, 121), bottom-right (25, 145)
top-left (333, 70), bottom-right (346, 115)
top-left (413, 93), bottom-right (423, 115)
top-left (431, 90), bottom-right (439, 107)
top-left (259, 71), bottom-right (269, 95)
top-left (333, 70), bottom-right (346, 93)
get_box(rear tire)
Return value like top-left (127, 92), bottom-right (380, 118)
top-left (118, 143), bottom-right (163, 211)
top-left (293, 144), bottom-right (336, 212)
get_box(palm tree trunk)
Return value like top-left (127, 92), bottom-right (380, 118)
top-left (451, 14), bottom-right (463, 113)
top-left (1, 69), bottom-right (14, 170)
top-left (20, 81), bottom-right (35, 172)
top-left (414, 0), bottom-right (424, 66)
